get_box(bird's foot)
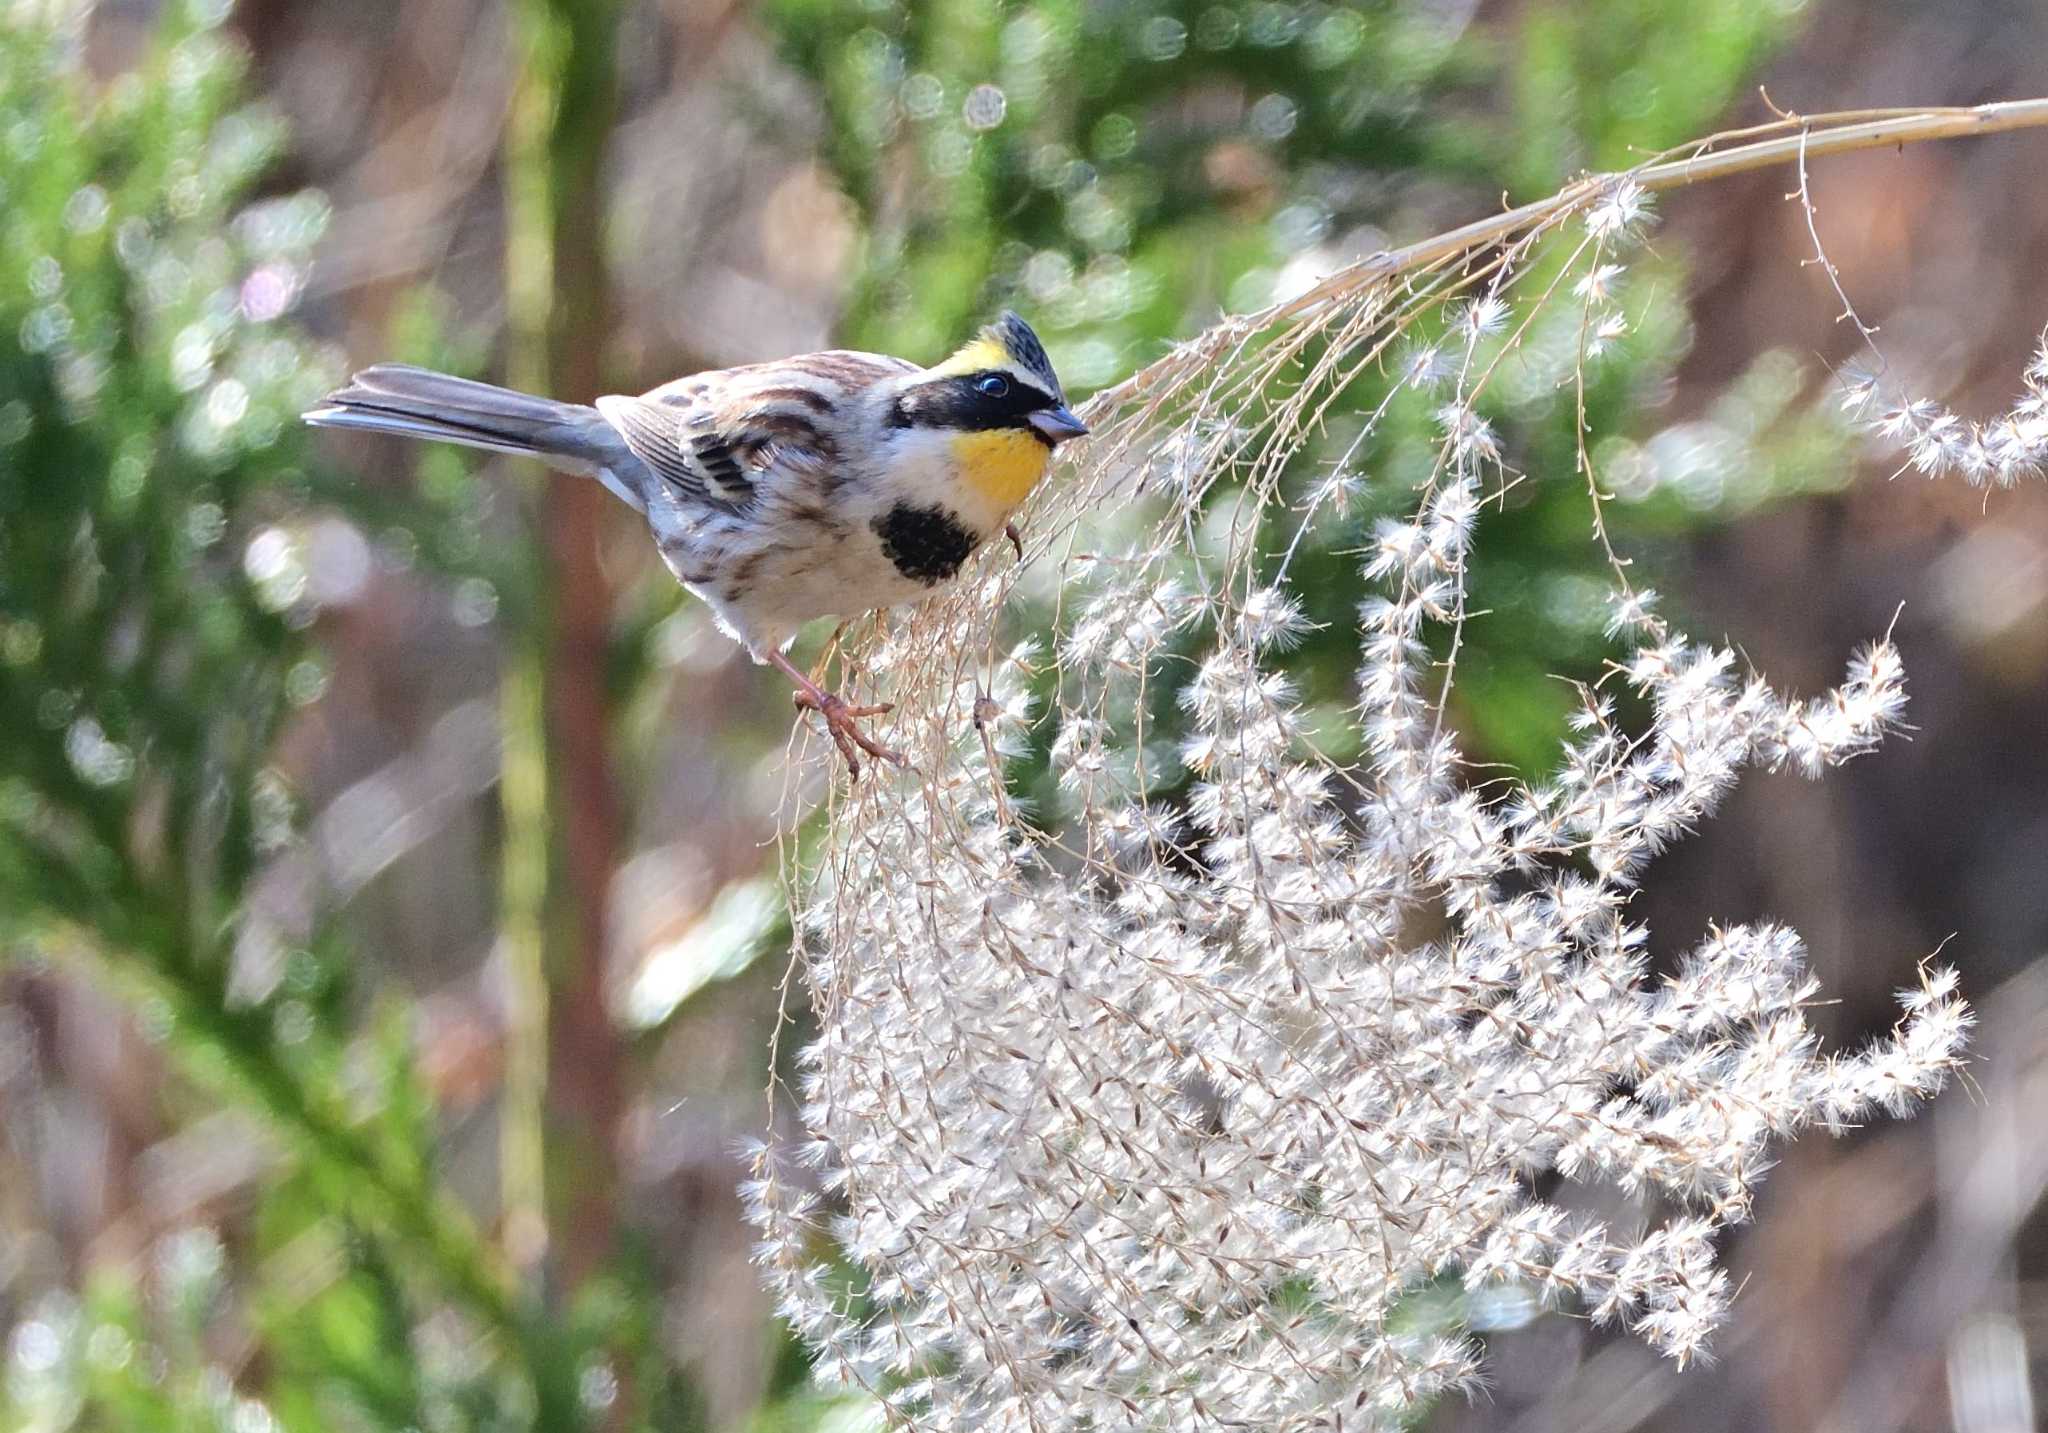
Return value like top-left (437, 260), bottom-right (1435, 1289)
top-left (1004, 520), bottom-right (1025, 563)
top-left (792, 687), bottom-right (903, 779)
top-left (767, 646), bottom-right (904, 779)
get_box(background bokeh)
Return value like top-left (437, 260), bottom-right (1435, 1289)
top-left (1, 0), bottom-right (2044, 1429)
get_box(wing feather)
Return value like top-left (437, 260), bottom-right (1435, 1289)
top-left (597, 350), bottom-right (911, 511)
top-left (594, 395), bottom-right (710, 501)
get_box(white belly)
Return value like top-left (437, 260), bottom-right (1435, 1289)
top-left (669, 511), bottom-right (978, 657)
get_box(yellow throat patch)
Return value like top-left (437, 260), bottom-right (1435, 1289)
top-left (950, 428), bottom-right (1051, 511)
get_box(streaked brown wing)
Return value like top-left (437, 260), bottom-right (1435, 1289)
top-left (603, 350), bottom-right (915, 509)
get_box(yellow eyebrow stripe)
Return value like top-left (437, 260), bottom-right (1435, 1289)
top-left (930, 337), bottom-right (1013, 377)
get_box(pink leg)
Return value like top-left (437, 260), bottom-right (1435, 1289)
top-left (766, 648), bottom-right (903, 778)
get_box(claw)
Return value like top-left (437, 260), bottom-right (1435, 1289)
top-left (792, 688), bottom-right (903, 779)
top-left (1004, 520), bottom-right (1025, 563)
top-left (767, 646), bottom-right (905, 778)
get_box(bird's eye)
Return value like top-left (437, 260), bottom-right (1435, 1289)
top-left (974, 373), bottom-right (1010, 398)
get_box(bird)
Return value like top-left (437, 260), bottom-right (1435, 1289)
top-left (304, 312), bottom-right (1088, 775)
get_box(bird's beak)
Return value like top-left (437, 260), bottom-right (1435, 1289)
top-left (1028, 405), bottom-right (1090, 445)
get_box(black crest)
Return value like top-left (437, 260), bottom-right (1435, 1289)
top-left (988, 311), bottom-right (1062, 401)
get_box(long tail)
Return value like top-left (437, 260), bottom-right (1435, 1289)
top-left (305, 364), bottom-right (644, 509)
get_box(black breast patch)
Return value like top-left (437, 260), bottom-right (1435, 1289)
top-left (873, 502), bottom-right (977, 585)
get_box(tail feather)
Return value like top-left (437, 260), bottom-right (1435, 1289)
top-left (300, 403), bottom-right (563, 460)
top-left (304, 364), bottom-right (631, 491)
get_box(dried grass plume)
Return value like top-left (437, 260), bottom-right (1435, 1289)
top-left (746, 102), bottom-right (2048, 1429)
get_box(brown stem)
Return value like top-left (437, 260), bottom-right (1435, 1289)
top-left (504, 0), bottom-right (626, 1317)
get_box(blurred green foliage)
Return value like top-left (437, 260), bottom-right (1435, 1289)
top-left (0, 5), bottom-right (586, 1429)
top-left (1506, 0), bottom-right (1805, 191)
top-left (773, 0), bottom-right (1473, 375)
top-left (0, 1), bottom-right (323, 952)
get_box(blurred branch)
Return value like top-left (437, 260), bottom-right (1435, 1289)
top-left (503, 0), bottom-right (627, 1327)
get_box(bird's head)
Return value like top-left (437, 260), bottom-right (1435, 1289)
top-left (891, 311), bottom-right (1088, 512)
